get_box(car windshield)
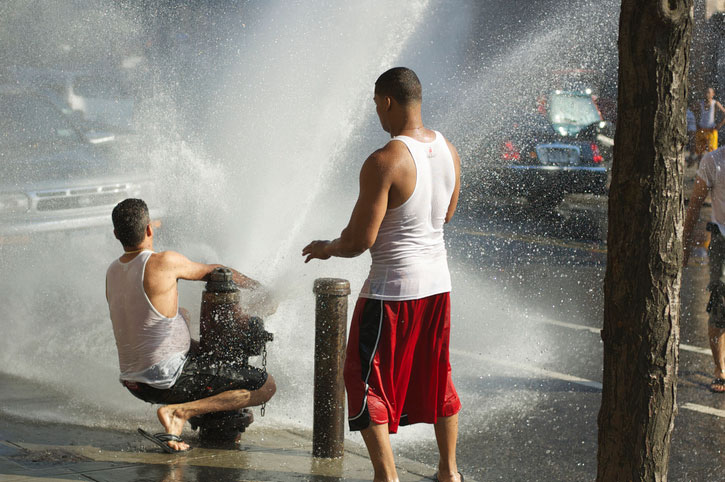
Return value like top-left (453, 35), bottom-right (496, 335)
top-left (73, 75), bottom-right (131, 98)
top-left (0, 93), bottom-right (82, 148)
top-left (548, 92), bottom-right (601, 128)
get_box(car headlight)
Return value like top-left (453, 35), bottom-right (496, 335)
top-left (0, 193), bottom-right (30, 214)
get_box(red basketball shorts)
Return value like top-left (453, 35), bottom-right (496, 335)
top-left (343, 292), bottom-right (461, 433)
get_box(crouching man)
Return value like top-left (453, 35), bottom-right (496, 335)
top-left (105, 198), bottom-right (276, 453)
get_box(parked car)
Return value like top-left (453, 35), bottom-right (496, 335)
top-left (6, 67), bottom-right (137, 132)
top-left (0, 85), bottom-right (160, 242)
top-left (481, 90), bottom-right (613, 211)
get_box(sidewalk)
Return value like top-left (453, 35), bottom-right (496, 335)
top-left (0, 415), bottom-right (444, 481)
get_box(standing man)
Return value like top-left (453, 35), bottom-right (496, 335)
top-left (106, 198), bottom-right (276, 452)
top-left (684, 147), bottom-right (725, 393)
top-left (694, 87), bottom-right (725, 163)
top-left (302, 67), bottom-right (462, 482)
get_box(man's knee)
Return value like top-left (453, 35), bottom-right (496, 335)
top-left (710, 326), bottom-right (725, 339)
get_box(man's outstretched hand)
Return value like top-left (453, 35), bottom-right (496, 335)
top-left (302, 240), bottom-right (331, 263)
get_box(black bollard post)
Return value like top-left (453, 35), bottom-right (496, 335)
top-left (312, 278), bottom-right (350, 459)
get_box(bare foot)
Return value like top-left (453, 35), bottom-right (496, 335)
top-left (711, 377), bottom-right (725, 393)
top-left (436, 470), bottom-right (462, 482)
top-left (157, 405), bottom-right (190, 451)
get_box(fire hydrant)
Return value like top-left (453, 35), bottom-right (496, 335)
top-left (189, 267), bottom-right (274, 446)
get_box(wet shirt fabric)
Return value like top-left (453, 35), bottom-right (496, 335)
top-left (697, 148), bottom-right (725, 234)
top-left (699, 100), bottom-right (717, 129)
top-left (106, 250), bottom-right (190, 389)
top-left (359, 131), bottom-right (456, 301)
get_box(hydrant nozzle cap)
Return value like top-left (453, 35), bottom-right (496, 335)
top-left (206, 267), bottom-right (238, 293)
top-left (313, 278), bottom-right (351, 296)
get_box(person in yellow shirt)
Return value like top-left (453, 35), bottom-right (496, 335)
top-left (695, 87), bottom-right (725, 162)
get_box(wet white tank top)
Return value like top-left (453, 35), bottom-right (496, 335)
top-left (106, 250), bottom-right (190, 388)
top-left (359, 130), bottom-right (456, 300)
top-left (700, 100), bottom-right (716, 129)
top-left (698, 148), bottom-right (725, 234)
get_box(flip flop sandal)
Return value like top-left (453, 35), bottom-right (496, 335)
top-left (710, 378), bottom-right (725, 393)
top-left (138, 428), bottom-right (192, 453)
top-left (433, 472), bottom-right (464, 482)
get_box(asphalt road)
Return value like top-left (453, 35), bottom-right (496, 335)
top-left (390, 196), bottom-right (725, 481)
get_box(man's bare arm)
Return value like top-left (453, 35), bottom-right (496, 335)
top-left (717, 101), bottom-right (725, 130)
top-left (203, 265), bottom-right (262, 290)
top-left (445, 139), bottom-right (462, 224)
top-left (683, 176), bottom-right (709, 266)
top-left (157, 252), bottom-right (261, 290)
top-left (302, 150), bottom-right (392, 262)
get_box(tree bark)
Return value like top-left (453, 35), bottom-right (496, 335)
top-left (597, 1), bottom-right (691, 481)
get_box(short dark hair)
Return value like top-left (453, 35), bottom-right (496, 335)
top-left (375, 67), bottom-right (422, 106)
top-left (112, 198), bottom-right (150, 247)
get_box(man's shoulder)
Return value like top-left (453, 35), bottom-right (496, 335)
top-left (363, 142), bottom-right (410, 171)
top-left (146, 250), bottom-right (186, 270)
top-left (378, 139), bottom-right (411, 157)
top-left (106, 258), bottom-right (121, 276)
top-left (708, 147), bottom-right (725, 163)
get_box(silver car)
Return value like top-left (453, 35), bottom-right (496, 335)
top-left (0, 86), bottom-right (160, 242)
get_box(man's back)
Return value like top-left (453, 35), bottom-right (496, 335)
top-left (379, 128), bottom-right (435, 209)
top-left (106, 250), bottom-right (190, 388)
top-left (360, 130), bottom-right (456, 300)
top-left (143, 251), bottom-right (187, 318)
top-left (698, 147), bottom-right (725, 229)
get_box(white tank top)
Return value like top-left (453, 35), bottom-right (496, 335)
top-left (700, 100), bottom-right (716, 129)
top-left (359, 130), bottom-right (456, 300)
top-left (698, 147), bottom-right (725, 234)
top-left (106, 250), bottom-right (190, 388)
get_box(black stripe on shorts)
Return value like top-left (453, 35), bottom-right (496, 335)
top-left (349, 298), bottom-right (384, 431)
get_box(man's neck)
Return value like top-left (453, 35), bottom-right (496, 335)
top-left (390, 116), bottom-right (427, 137)
top-left (121, 241), bottom-right (153, 259)
top-left (391, 121), bottom-right (434, 142)
top-left (387, 105), bottom-right (426, 138)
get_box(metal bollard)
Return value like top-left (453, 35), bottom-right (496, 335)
top-left (312, 278), bottom-right (350, 458)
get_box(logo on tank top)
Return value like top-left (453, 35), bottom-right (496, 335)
top-left (427, 146), bottom-right (434, 158)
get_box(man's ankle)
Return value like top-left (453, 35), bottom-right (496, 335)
top-left (436, 468), bottom-right (460, 482)
top-left (437, 466), bottom-right (459, 477)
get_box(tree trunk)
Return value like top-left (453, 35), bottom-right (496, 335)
top-left (597, 1), bottom-right (691, 481)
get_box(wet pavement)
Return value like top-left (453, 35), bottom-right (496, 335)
top-left (398, 160), bottom-right (725, 481)
top-left (0, 416), bottom-right (444, 482)
top-left (1, 164), bottom-right (720, 482)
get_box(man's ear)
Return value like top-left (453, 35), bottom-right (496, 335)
top-left (146, 223), bottom-right (153, 237)
top-left (113, 229), bottom-right (119, 241)
top-left (383, 95), bottom-right (393, 111)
